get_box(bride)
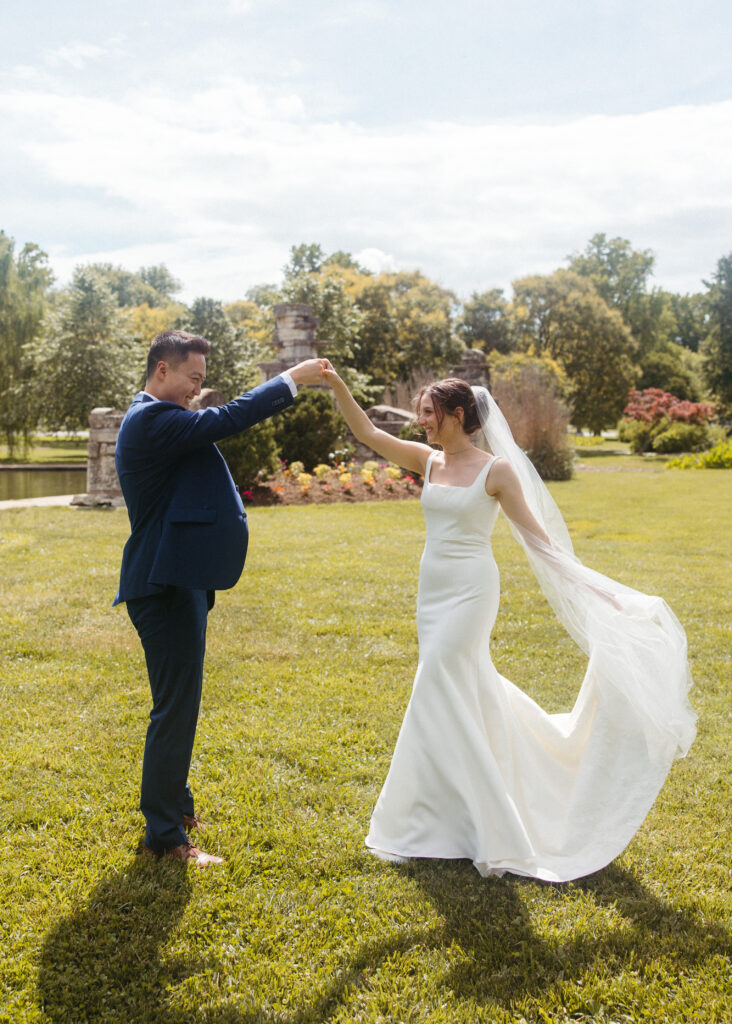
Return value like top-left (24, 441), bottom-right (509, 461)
top-left (322, 365), bottom-right (696, 882)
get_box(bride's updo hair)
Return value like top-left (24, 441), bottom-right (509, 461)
top-left (416, 378), bottom-right (482, 434)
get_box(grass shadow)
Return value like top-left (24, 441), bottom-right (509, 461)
top-left (38, 852), bottom-right (194, 1023)
top-left (407, 859), bottom-right (730, 1009)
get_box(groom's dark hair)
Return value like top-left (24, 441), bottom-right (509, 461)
top-left (416, 378), bottom-right (481, 434)
top-left (147, 330), bottom-right (211, 378)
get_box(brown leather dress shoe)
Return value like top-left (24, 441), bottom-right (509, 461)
top-left (144, 840), bottom-right (223, 867)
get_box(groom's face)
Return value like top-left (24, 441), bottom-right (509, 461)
top-left (157, 353), bottom-right (207, 408)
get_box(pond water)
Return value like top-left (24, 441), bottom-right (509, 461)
top-left (0, 468), bottom-right (87, 502)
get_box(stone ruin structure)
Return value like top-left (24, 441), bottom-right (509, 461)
top-left (71, 407), bottom-right (125, 508)
top-left (259, 303), bottom-right (329, 382)
top-left (449, 348), bottom-right (491, 389)
top-left (257, 302), bottom-right (417, 458)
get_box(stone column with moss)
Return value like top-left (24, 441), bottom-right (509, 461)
top-left (71, 407), bottom-right (125, 508)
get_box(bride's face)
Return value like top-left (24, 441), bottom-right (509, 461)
top-left (417, 396), bottom-right (439, 442)
top-left (418, 395), bottom-right (462, 445)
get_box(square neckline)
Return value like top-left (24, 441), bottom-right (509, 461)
top-left (425, 451), bottom-right (496, 489)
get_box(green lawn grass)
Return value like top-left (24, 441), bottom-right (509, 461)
top-left (0, 435), bottom-right (88, 465)
top-left (0, 471), bottom-right (730, 1023)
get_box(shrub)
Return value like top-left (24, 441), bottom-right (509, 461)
top-left (490, 361), bottom-right (574, 480)
top-left (217, 418), bottom-right (279, 488)
top-left (618, 418), bottom-right (654, 453)
top-left (667, 438), bottom-right (732, 469)
top-left (651, 421), bottom-right (709, 453)
top-left (620, 388), bottom-right (716, 454)
top-left (622, 388), bottom-right (715, 426)
top-left (273, 390), bottom-right (347, 471)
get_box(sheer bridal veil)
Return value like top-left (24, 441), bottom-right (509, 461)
top-left (472, 385), bottom-right (696, 761)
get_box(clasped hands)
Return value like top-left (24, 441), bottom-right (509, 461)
top-left (287, 358), bottom-right (338, 388)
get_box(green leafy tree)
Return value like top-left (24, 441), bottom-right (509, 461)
top-left (281, 264), bottom-right (373, 401)
top-left (284, 243), bottom-right (326, 280)
top-left (637, 345), bottom-right (701, 401)
top-left (348, 270), bottom-right (463, 387)
top-left (324, 250), bottom-right (371, 273)
top-left (512, 270), bottom-right (637, 433)
top-left (668, 291), bottom-right (710, 352)
top-left (138, 265), bottom-right (181, 304)
top-left (86, 263), bottom-right (181, 308)
top-left (567, 234), bottom-right (674, 357)
top-left (0, 232), bottom-right (53, 454)
top-left (568, 233), bottom-right (654, 318)
top-left (459, 288), bottom-right (516, 354)
top-left (701, 252), bottom-right (732, 410)
top-left (175, 297), bottom-right (266, 399)
top-left (32, 266), bottom-right (138, 430)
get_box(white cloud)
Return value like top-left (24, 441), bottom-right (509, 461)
top-left (1, 77), bottom-right (731, 300)
top-left (325, 1), bottom-right (391, 26)
top-left (46, 41), bottom-right (107, 71)
top-left (356, 248), bottom-right (398, 274)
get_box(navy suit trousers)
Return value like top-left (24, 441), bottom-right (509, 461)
top-left (126, 586), bottom-right (212, 851)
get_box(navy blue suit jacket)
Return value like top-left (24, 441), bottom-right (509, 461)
top-left (114, 375), bottom-right (293, 604)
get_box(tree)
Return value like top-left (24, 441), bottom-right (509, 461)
top-left (459, 288), bottom-right (515, 354)
top-left (568, 233), bottom-right (654, 317)
top-left (175, 297), bottom-right (265, 399)
top-left (636, 345), bottom-right (701, 401)
top-left (323, 250), bottom-right (371, 274)
top-left (138, 265), bottom-right (181, 304)
top-left (348, 270), bottom-right (463, 387)
top-left (701, 252), bottom-right (732, 410)
top-left (668, 291), bottom-right (710, 352)
top-left (281, 264), bottom-right (373, 401)
top-left (512, 270), bottom-right (637, 433)
top-left (283, 243), bottom-right (326, 280)
top-left (0, 232), bottom-right (53, 453)
top-left (127, 302), bottom-right (185, 349)
top-left (86, 263), bottom-right (181, 308)
top-left (32, 266), bottom-right (138, 430)
top-left (567, 234), bottom-right (673, 357)
top-left (511, 269), bottom-right (596, 350)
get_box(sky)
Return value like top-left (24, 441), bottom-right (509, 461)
top-left (2, 0), bottom-right (731, 304)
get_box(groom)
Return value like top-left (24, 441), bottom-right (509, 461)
top-left (114, 329), bottom-right (324, 866)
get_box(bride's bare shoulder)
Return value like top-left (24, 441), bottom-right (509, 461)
top-left (485, 455), bottom-right (519, 494)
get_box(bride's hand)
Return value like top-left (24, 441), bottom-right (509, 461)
top-left (321, 359), bottom-right (339, 388)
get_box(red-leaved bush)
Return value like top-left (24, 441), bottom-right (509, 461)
top-left (623, 388), bottom-right (715, 426)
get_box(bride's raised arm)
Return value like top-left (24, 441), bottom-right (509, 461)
top-left (322, 362), bottom-right (432, 476)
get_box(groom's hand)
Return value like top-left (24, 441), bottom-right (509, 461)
top-left (289, 359), bottom-right (327, 387)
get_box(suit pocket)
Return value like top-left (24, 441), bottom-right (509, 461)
top-left (166, 507), bottom-right (217, 524)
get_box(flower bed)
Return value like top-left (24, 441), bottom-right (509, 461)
top-left (237, 459), bottom-right (423, 506)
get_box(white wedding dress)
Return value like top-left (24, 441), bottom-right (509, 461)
top-left (366, 448), bottom-right (696, 882)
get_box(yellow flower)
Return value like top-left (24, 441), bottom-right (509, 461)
top-left (289, 460), bottom-right (305, 477)
top-left (362, 460), bottom-right (379, 474)
top-left (313, 463), bottom-right (331, 478)
top-left (385, 465), bottom-right (402, 480)
top-left (339, 472), bottom-right (352, 485)
top-left (298, 472), bottom-right (313, 487)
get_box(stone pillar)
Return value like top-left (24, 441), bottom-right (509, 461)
top-left (449, 348), bottom-right (491, 388)
top-left (71, 407), bottom-right (125, 508)
top-left (259, 303), bottom-right (329, 381)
